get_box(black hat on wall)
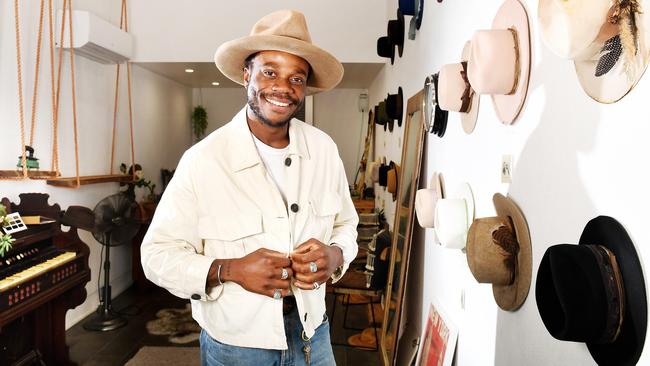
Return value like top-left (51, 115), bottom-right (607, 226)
top-left (377, 36), bottom-right (395, 65)
top-left (378, 162), bottom-right (390, 187)
top-left (386, 87), bottom-right (403, 127)
top-left (375, 100), bottom-right (392, 132)
top-left (387, 10), bottom-right (405, 58)
top-left (399, 0), bottom-right (424, 39)
top-left (536, 216), bottom-right (647, 366)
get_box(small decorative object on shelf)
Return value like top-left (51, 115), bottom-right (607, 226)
top-left (120, 163), bottom-right (158, 220)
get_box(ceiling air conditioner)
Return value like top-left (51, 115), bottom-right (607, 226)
top-left (56, 10), bottom-right (132, 64)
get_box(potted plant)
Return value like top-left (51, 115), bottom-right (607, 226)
top-left (191, 105), bottom-right (208, 141)
top-left (0, 204), bottom-right (16, 257)
top-left (120, 163), bottom-right (158, 220)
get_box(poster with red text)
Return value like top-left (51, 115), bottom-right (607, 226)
top-left (415, 301), bottom-right (458, 366)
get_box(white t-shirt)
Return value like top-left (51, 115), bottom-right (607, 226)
top-left (251, 133), bottom-right (289, 205)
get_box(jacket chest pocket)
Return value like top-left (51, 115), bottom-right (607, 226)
top-left (198, 210), bottom-right (263, 259)
top-left (306, 191), bottom-right (341, 243)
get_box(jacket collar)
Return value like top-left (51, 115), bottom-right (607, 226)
top-left (226, 106), bottom-right (310, 172)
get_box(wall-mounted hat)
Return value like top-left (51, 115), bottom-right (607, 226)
top-left (369, 158), bottom-right (382, 183)
top-left (439, 41), bottom-right (480, 134)
top-left (386, 87), bottom-right (404, 127)
top-left (423, 73), bottom-right (449, 138)
top-left (539, 0), bottom-right (650, 103)
top-left (466, 194), bottom-right (531, 311)
top-left (536, 216), bottom-right (647, 366)
top-left (415, 172), bottom-right (446, 229)
top-left (434, 183), bottom-right (475, 250)
top-left (214, 10), bottom-right (343, 95)
top-left (467, 0), bottom-right (531, 124)
top-left (387, 10), bottom-right (405, 58)
top-left (377, 36), bottom-right (395, 65)
top-left (375, 100), bottom-right (391, 131)
top-left (399, 0), bottom-right (425, 39)
top-left (386, 161), bottom-right (401, 201)
top-left (378, 159), bottom-right (390, 187)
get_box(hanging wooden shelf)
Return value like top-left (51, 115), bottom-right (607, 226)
top-left (0, 170), bottom-right (59, 179)
top-left (46, 174), bottom-right (134, 188)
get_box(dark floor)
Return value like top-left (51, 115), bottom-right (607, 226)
top-left (67, 285), bottom-right (381, 366)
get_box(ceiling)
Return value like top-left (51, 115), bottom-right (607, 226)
top-left (135, 62), bottom-right (384, 89)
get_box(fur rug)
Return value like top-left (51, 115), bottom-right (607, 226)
top-left (146, 303), bottom-right (201, 344)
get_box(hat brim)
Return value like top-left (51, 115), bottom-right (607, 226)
top-left (580, 216), bottom-right (647, 366)
top-left (573, 4), bottom-right (650, 105)
top-left (491, 0), bottom-right (531, 124)
top-left (492, 193), bottom-right (532, 311)
top-left (460, 41), bottom-right (480, 134)
top-left (214, 35), bottom-right (344, 95)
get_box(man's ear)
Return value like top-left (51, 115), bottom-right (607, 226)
top-left (243, 66), bottom-right (251, 87)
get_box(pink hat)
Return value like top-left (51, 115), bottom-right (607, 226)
top-left (467, 0), bottom-right (531, 125)
top-left (415, 172), bottom-right (446, 229)
top-left (438, 42), bottom-right (480, 134)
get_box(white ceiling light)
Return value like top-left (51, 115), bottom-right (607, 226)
top-left (212, 82), bottom-right (220, 86)
top-left (185, 68), bottom-right (194, 73)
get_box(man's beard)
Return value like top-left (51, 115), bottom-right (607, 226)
top-left (247, 85), bottom-right (304, 129)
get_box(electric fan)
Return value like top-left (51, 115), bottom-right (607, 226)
top-left (83, 193), bottom-right (139, 331)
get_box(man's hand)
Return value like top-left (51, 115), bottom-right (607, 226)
top-left (290, 238), bottom-right (343, 290)
top-left (210, 248), bottom-right (293, 298)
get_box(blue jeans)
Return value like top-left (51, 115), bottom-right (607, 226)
top-left (199, 304), bottom-right (336, 366)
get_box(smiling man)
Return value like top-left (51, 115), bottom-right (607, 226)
top-left (141, 10), bottom-right (359, 366)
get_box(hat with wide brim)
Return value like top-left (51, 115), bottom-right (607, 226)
top-left (377, 36), bottom-right (396, 65)
top-left (386, 87), bottom-right (404, 127)
top-left (435, 183), bottom-right (475, 250)
top-left (467, 193), bottom-right (531, 311)
top-left (387, 161), bottom-right (401, 201)
top-left (388, 10), bottom-right (405, 57)
top-left (536, 216), bottom-right (647, 366)
top-left (438, 41), bottom-right (480, 134)
top-left (539, 0), bottom-right (650, 103)
top-left (214, 10), bottom-right (344, 95)
top-left (468, 0), bottom-right (531, 124)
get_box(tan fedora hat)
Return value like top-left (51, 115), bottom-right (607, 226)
top-left (540, 0), bottom-right (650, 103)
top-left (434, 183), bottom-right (475, 250)
top-left (387, 162), bottom-right (401, 201)
top-left (438, 41), bottom-right (480, 134)
top-left (214, 10), bottom-right (344, 95)
top-left (466, 193), bottom-right (531, 311)
top-left (467, 0), bottom-right (531, 125)
top-left (415, 172), bottom-right (446, 229)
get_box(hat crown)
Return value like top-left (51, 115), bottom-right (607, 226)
top-left (467, 217), bottom-right (517, 285)
top-left (536, 244), bottom-right (622, 343)
top-left (468, 29), bottom-right (518, 95)
top-left (438, 63), bottom-right (469, 112)
top-left (249, 10), bottom-right (312, 43)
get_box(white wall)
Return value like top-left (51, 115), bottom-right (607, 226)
top-left (0, 0), bottom-right (192, 328)
top-left (128, 0), bottom-right (386, 63)
top-left (314, 88), bottom-right (368, 183)
top-left (370, 0), bottom-right (650, 365)
top-left (192, 87), bottom-right (368, 184)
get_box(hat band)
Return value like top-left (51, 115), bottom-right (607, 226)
top-left (491, 223), bottom-right (519, 285)
top-left (507, 27), bottom-right (521, 96)
top-left (585, 245), bottom-right (626, 344)
top-left (459, 61), bottom-right (474, 112)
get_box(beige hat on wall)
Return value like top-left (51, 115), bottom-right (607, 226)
top-left (466, 193), bottom-right (532, 311)
top-left (467, 0), bottom-right (531, 125)
top-left (214, 10), bottom-right (344, 95)
top-left (438, 41), bottom-right (481, 134)
top-left (539, 0), bottom-right (650, 103)
top-left (415, 172), bottom-right (446, 229)
top-left (387, 162), bottom-right (401, 202)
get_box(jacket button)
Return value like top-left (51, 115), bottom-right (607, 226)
top-left (191, 294), bottom-right (201, 300)
top-left (285, 157), bottom-right (292, 166)
top-left (290, 203), bottom-right (299, 213)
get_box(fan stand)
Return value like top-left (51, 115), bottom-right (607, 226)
top-left (83, 238), bottom-right (127, 331)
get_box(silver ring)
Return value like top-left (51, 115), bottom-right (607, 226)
top-left (281, 268), bottom-right (289, 280)
top-left (309, 262), bottom-right (318, 273)
top-left (273, 289), bottom-right (282, 299)
top-left (313, 282), bottom-right (320, 290)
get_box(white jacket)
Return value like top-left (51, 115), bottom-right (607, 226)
top-left (141, 107), bottom-right (359, 349)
